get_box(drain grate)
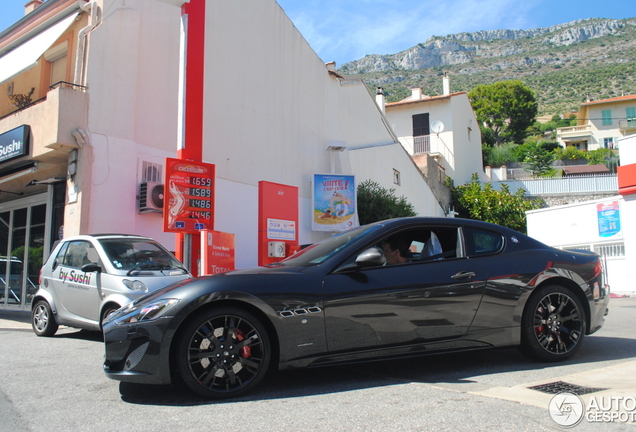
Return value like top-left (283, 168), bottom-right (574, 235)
top-left (528, 381), bottom-right (608, 395)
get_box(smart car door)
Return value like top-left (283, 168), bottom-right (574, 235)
top-left (50, 240), bottom-right (101, 322)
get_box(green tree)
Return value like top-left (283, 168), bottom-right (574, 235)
top-left (524, 145), bottom-right (556, 177)
top-left (356, 180), bottom-right (417, 225)
top-left (468, 80), bottom-right (539, 145)
top-left (451, 174), bottom-right (542, 233)
top-left (519, 138), bottom-right (556, 177)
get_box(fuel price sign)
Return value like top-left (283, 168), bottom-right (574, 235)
top-left (163, 158), bottom-right (216, 233)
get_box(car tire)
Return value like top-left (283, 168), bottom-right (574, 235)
top-left (100, 305), bottom-right (120, 328)
top-left (175, 306), bottom-right (271, 399)
top-left (520, 285), bottom-right (586, 362)
top-left (32, 300), bottom-right (59, 337)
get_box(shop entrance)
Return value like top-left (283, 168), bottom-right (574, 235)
top-left (0, 194), bottom-right (50, 309)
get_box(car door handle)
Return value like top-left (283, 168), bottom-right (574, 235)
top-left (451, 271), bottom-right (476, 280)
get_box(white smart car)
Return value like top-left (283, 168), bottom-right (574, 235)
top-left (32, 234), bottom-right (191, 336)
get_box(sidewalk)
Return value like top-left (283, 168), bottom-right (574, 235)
top-left (0, 309), bottom-right (30, 328)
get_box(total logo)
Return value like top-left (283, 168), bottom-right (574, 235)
top-left (59, 269), bottom-right (93, 285)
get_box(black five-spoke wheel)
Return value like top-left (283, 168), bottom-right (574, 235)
top-left (521, 285), bottom-right (586, 361)
top-left (176, 306), bottom-right (271, 399)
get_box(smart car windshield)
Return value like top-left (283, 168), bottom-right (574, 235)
top-left (279, 224), bottom-right (382, 266)
top-left (99, 238), bottom-right (187, 273)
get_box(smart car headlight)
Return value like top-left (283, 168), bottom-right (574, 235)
top-left (122, 279), bottom-right (148, 292)
top-left (114, 298), bottom-right (180, 325)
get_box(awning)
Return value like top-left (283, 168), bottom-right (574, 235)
top-left (0, 12), bottom-right (78, 85)
top-left (562, 164), bottom-right (610, 176)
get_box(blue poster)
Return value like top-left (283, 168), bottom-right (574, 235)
top-left (312, 174), bottom-right (359, 232)
top-left (597, 201), bottom-right (620, 238)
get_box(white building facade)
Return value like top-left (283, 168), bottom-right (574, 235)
top-left (557, 94), bottom-right (636, 151)
top-left (378, 78), bottom-right (487, 186)
top-left (0, 0), bottom-right (444, 310)
top-left (526, 133), bottom-right (636, 295)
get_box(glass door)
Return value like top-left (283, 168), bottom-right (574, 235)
top-left (0, 195), bottom-right (49, 308)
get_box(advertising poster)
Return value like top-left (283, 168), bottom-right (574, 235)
top-left (200, 230), bottom-right (235, 275)
top-left (163, 158), bottom-right (215, 233)
top-left (312, 174), bottom-right (358, 232)
top-left (597, 201), bottom-right (621, 238)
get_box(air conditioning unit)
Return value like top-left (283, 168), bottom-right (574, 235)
top-left (139, 182), bottom-right (164, 213)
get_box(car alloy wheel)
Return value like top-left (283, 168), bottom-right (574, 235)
top-left (521, 285), bottom-right (586, 361)
top-left (176, 306), bottom-right (271, 399)
top-left (32, 300), bottom-right (59, 337)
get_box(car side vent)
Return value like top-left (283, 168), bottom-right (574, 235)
top-left (139, 182), bottom-right (164, 213)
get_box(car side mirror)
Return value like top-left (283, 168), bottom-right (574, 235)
top-left (355, 247), bottom-right (386, 268)
top-left (81, 263), bottom-right (102, 273)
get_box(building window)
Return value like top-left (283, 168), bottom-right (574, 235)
top-left (563, 245), bottom-right (591, 252)
top-left (393, 169), bottom-right (401, 185)
top-left (627, 107), bottom-right (636, 127)
top-left (467, 126), bottom-right (472, 142)
top-left (601, 109), bottom-right (612, 126)
top-left (49, 55), bottom-right (67, 85)
top-left (412, 113), bottom-right (430, 137)
top-left (603, 137), bottom-right (615, 149)
top-left (594, 242), bottom-right (625, 258)
top-left (44, 41), bottom-right (68, 86)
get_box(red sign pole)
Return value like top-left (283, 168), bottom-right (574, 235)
top-left (176, 0), bottom-right (207, 276)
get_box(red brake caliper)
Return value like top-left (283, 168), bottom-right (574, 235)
top-left (234, 329), bottom-right (251, 358)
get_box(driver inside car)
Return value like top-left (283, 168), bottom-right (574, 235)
top-left (382, 235), bottom-right (411, 265)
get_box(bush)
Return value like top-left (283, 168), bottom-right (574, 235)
top-left (483, 142), bottom-right (519, 167)
top-left (554, 146), bottom-right (587, 161)
top-left (356, 180), bottom-right (417, 225)
top-left (451, 174), bottom-right (542, 233)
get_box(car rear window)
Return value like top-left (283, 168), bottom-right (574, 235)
top-left (463, 227), bottom-right (504, 257)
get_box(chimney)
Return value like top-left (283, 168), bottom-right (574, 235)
top-left (24, 0), bottom-right (44, 15)
top-left (443, 72), bottom-right (450, 96)
top-left (411, 87), bottom-right (422, 100)
top-left (376, 87), bottom-right (385, 113)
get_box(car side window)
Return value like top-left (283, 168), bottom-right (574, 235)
top-left (463, 227), bottom-right (504, 257)
top-left (60, 241), bottom-right (100, 269)
top-left (379, 227), bottom-right (461, 266)
top-left (52, 241), bottom-right (69, 271)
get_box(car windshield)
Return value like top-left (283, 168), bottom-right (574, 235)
top-left (0, 259), bottom-right (23, 274)
top-left (99, 238), bottom-right (187, 273)
top-left (280, 224), bottom-right (382, 266)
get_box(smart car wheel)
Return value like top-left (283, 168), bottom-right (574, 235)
top-left (520, 285), bottom-right (586, 361)
top-left (32, 300), bottom-right (59, 337)
top-left (176, 306), bottom-right (271, 399)
top-left (101, 305), bottom-right (120, 327)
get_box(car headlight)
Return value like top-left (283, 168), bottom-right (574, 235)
top-left (122, 279), bottom-right (148, 292)
top-left (114, 298), bottom-right (180, 325)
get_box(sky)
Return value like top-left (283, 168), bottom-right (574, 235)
top-left (1, 0), bottom-right (634, 66)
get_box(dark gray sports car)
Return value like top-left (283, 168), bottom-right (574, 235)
top-left (103, 217), bottom-right (610, 399)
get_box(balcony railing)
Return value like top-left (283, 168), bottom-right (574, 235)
top-left (0, 83), bottom-right (89, 162)
top-left (413, 135), bottom-right (430, 154)
top-left (619, 119), bottom-right (636, 130)
top-left (556, 125), bottom-right (593, 138)
top-left (492, 174), bottom-right (617, 196)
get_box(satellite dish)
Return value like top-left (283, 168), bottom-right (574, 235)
top-left (431, 120), bottom-right (444, 134)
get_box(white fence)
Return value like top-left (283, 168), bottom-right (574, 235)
top-left (492, 174), bottom-right (618, 195)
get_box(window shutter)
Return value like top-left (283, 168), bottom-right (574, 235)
top-left (50, 55), bottom-right (67, 86)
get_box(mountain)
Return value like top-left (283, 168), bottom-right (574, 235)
top-left (339, 18), bottom-right (636, 115)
